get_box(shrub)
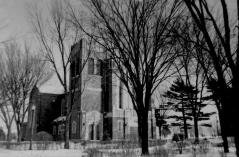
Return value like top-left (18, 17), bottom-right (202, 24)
top-left (172, 133), bottom-right (184, 142)
top-left (0, 128), bottom-right (6, 141)
top-left (34, 131), bottom-right (53, 141)
top-left (172, 133), bottom-right (185, 154)
top-left (149, 147), bottom-right (169, 157)
top-left (85, 148), bottom-right (103, 157)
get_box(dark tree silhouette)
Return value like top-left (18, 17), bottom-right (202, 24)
top-left (164, 78), bottom-right (194, 139)
top-left (165, 78), bottom-right (215, 141)
top-left (181, 0), bottom-right (239, 154)
top-left (68, 0), bottom-right (182, 154)
top-left (172, 14), bottom-right (230, 152)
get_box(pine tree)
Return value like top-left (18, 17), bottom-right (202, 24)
top-left (164, 78), bottom-right (193, 139)
top-left (164, 78), bottom-right (215, 141)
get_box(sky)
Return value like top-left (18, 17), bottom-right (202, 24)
top-left (0, 0), bottom-right (66, 94)
top-left (0, 0), bottom-right (36, 44)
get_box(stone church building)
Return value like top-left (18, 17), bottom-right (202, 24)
top-left (27, 39), bottom-right (157, 141)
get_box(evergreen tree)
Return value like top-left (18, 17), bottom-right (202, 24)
top-left (164, 78), bottom-right (194, 139)
top-left (164, 78), bottom-right (215, 140)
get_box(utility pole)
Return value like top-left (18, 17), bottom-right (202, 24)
top-left (29, 105), bottom-right (36, 150)
top-left (123, 109), bottom-right (126, 139)
top-left (151, 109), bottom-right (154, 139)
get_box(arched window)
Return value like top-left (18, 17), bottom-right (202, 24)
top-left (72, 121), bottom-right (77, 134)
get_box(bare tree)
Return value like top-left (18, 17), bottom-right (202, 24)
top-left (0, 97), bottom-right (14, 148)
top-left (0, 56), bottom-right (14, 148)
top-left (175, 36), bottom-right (213, 143)
top-left (29, 0), bottom-right (92, 148)
top-left (0, 42), bottom-right (45, 142)
top-left (180, 0), bottom-right (239, 154)
top-left (172, 12), bottom-right (231, 152)
top-left (68, 0), bottom-right (182, 154)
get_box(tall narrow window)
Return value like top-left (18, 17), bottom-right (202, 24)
top-left (118, 121), bottom-right (122, 132)
top-left (96, 125), bottom-right (100, 140)
top-left (96, 60), bottom-right (102, 75)
top-left (76, 57), bottom-right (80, 75)
top-left (119, 81), bottom-right (123, 109)
top-left (89, 124), bottom-right (94, 140)
top-left (72, 121), bottom-right (77, 134)
top-left (71, 61), bottom-right (75, 77)
top-left (88, 58), bottom-right (94, 75)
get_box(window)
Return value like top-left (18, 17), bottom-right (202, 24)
top-left (118, 121), bottom-right (123, 132)
top-left (89, 123), bottom-right (94, 140)
top-left (71, 61), bottom-right (75, 77)
top-left (95, 60), bottom-right (102, 75)
top-left (96, 125), bottom-right (100, 140)
top-left (119, 81), bottom-right (123, 109)
top-left (88, 58), bottom-right (94, 75)
top-left (72, 121), bottom-right (77, 134)
top-left (76, 58), bottom-right (80, 75)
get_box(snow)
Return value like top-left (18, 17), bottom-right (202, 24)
top-left (53, 116), bottom-right (66, 122)
top-left (173, 147), bottom-right (236, 157)
top-left (0, 149), bottom-right (86, 157)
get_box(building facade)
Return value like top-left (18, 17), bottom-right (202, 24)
top-left (67, 39), bottom-right (142, 141)
top-left (27, 39), bottom-right (157, 141)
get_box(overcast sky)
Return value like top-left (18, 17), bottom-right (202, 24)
top-left (0, 0), bottom-right (237, 90)
top-left (0, 0), bottom-right (236, 43)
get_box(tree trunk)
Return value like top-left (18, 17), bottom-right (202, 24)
top-left (194, 117), bottom-right (199, 143)
top-left (235, 134), bottom-right (239, 157)
top-left (64, 115), bottom-right (70, 149)
top-left (141, 113), bottom-right (149, 155)
top-left (159, 126), bottom-right (162, 140)
top-left (6, 126), bottom-right (11, 149)
top-left (218, 107), bottom-right (229, 153)
top-left (231, 90), bottom-right (239, 156)
top-left (17, 123), bottom-right (22, 142)
top-left (181, 101), bottom-right (188, 139)
top-left (64, 90), bottom-right (70, 149)
top-left (137, 115), bottom-right (142, 143)
top-left (193, 113), bottom-right (199, 143)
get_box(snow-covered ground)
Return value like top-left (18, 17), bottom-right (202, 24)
top-left (174, 147), bottom-right (236, 157)
top-left (0, 147), bottom-right (236, 157)
top-left (0, 149), bottom-right (86, 157)
top-left (0, 139), bottom-right (237, 157)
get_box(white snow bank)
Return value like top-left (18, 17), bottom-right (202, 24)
top-left (0, 148), bottom-right (86, 157)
